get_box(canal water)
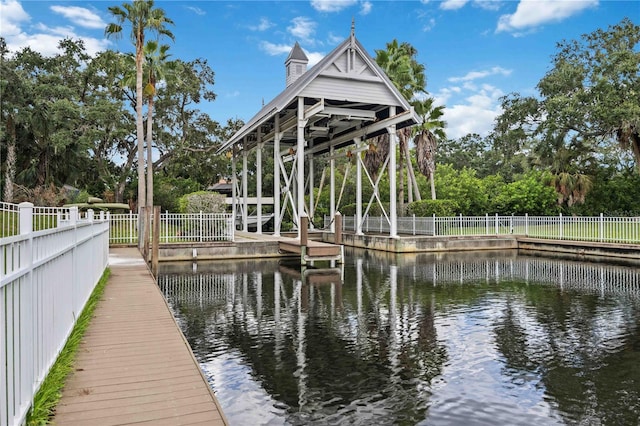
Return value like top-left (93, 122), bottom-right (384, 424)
top-left (158, 249), bottom-right (640, 425)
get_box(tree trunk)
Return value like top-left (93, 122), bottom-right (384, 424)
top-left (429, 170), bottom-right (436, 200)
top-left (146, 98), bottom-right (154, 209)
top-left (398, 139), bottom-right (405, 215)
top-left (407, 166), bottom-right (413, 204)
top-left (3, 118), bottom-right (16, 202)
top-left (403, 135), bottom-right (421, 202)
top-left (136, 38), bottom-right (146, 249)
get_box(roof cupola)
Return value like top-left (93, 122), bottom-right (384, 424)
top-left (285, 42), bottom-right (308, 87)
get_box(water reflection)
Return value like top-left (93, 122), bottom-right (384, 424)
top-left (158, 250), bottom-right (640, 425)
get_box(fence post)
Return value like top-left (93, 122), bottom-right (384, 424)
top-left (559, 213), bottom-right (564, 240)
top-left (525, 213), bottom-right (529, 236)
top-left (69, 206), bottom-right (78, 226)
top-left (412, 214), bottom-right (416, 236)
top-left (510, 215), bottom-right (513, 234)
top-left (152, 206), bottom-right (161, 276)
top-left (485, 213), bottom-right (489, 235)
top-left (495, 213), bottom-right (498, 234)
top-left (599, 213), bottom-right (604, 242)
top-left (433, 214), bottom-right (436, 236)
top-left (334, 212), bottom-right (342, 244)
top-left (87, 209), bottom-right (94, 222)
top-left (459, 214), bottom-right (463, 235)
top-left (129, 210), bottom-right (134, 245)
top-left (199, 211), bottom-right (203, 243)
top-left (19, 202), bottom-right (34, 234)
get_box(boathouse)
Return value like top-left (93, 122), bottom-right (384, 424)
top-left (217, 26), bottom-right (419, 239)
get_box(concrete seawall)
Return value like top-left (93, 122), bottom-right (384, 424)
top-left (115, 232), bottom-right (640, 262)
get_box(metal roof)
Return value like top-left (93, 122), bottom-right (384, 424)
top-left (286, 42), bottom-right (308, 63)
top-left (216, 34), bottom-right (420, 156)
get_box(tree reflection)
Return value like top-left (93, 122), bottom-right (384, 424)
top-left (158, 250), bottom-right (640, 425)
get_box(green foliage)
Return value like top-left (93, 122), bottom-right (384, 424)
top-left (570, 167), bottom-right (640, 216)
top-left (340, 202), bottom-right (390, 217)
top-left (492, 171), bottom-right (560, 215)
top-left (493, 18), bottom-right (640, 176)
top-left (153, 176), bottom-right (201, 212)
top-left (434, 164), bottom-right (489, 215)
top-left (178, 191), bottom-right (226, 213)
top-left (27, 269), bottom-right (111, 425)
top-left (407, 199), bottom-right (459, 216)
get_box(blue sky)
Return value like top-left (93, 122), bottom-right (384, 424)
top-left (0, 0), bottom-right (635, 139)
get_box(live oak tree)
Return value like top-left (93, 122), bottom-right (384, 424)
top-left (493, 19), bottom-right (640, 207)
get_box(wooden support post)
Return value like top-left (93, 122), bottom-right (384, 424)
top-left (335, 212), bottom-right (342, 244)
top-left (300, 214), bottom-right (308, 266)
top-left (143, 206), bottom-right (151, 262)
top-left (152, 206), bottom-right (160, 276)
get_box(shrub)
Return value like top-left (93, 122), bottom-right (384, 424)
top-left (407, 199), bottom-right (459, 216)
top-left (340, 202), bottom-right (391, 217)
top-left (178, 191), bottom-right (227, 213)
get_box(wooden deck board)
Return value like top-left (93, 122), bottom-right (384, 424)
top-left (53, 247), bottom-right (227, 426)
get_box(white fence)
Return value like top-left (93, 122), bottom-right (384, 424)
top-left (109, 212), bottom-right (234, 245)
top-left (329, 214), bottom-right (640, 244)
top-left (1, 202), bottom-right (109, 426)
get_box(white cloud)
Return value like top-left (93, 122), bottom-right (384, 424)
top-left (250, 17), bottom-right (274, 32)
top-left (259, 41), bottom-right (324, 67)
top-left (423, 18), bottom-right (436, 32)
top-left (260, 41), bottom-right (293, 56)
top-left (310, 0), bottom-right (358, 12)
top-left (50, 5), bottom-right (105, 29)
top-left (360, 1), bottom-right (372, 15)
top-left (8, 29), bottom-right (108, 57)
top-left (305, 50), bottom-right (325, 67)
top-left (440, 0), bottom-right (469, 10)
top-left (0, 0), bottom-right (110, 56)
top-left (448, 66), bottom-right (512, 82)
top-left (287, 16), bottom-right (317, 44)
top-left (440, 85), bottom-right (505, 139)
top-left (434, 74), bottom-right (505, 139)
top-left (0, 0), bottom-right (30, 37)
top-left (496, 0), bottom-right (598, 33)
top-left (185, 6), bottom-right (206, 16)
top-left (327, 32), bottom-right (343, 44)
top-left (474, 0), bottom-right (502, 11)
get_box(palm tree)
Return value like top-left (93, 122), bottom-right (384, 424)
top-left (141, 41), bottom-right (173, 210)
top-left (105, 0), bottom-right (173, 246)
top-left (413, 97), bottom-right (446, 200)
top-left (375, 40), bottom-right (426, 210)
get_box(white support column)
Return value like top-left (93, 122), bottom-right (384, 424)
top-left (308, 154), bottom-right (314, 227)
top-left (242, 141), bottom-right (249, 232)
top-left (297, 96), bottom-right (306, 239)
top-left (355, 137), bottom-right (363, 235)
top-left (330, 145), bottom-right (335, 232)
top-left (388, 106), bottom-right (398, 238)
top-left (256, 140), bottom-right (263, 234)
top-left (231, 147), bottom-right (237, 228)
top-left (274, 115), bottom-right (281, 236)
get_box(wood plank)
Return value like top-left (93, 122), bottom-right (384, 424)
top-left (53, 247), bottom-right (228, 426)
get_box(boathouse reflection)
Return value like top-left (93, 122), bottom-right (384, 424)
top-left (158, 250), bottom-right (640, 424)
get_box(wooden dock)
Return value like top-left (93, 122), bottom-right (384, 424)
top-left (53, 247), bottom-right (227, 426)
top-left (277, 215), bottom-right (343, 265)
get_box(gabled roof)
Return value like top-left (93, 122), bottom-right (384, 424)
top-left (286, 42), bottom-right (308, 63)
top-left (216, 34), bottom-right (420, 155)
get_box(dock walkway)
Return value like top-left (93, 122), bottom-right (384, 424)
top-left (53, 247), bottom-right (227, 426)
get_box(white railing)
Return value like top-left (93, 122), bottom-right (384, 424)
top-left (1, 203), bottom-right (109, 426)
top-left (109, 212), bottom-right (234, 245)
top-left (328, 213), bottom-right (640, 245)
